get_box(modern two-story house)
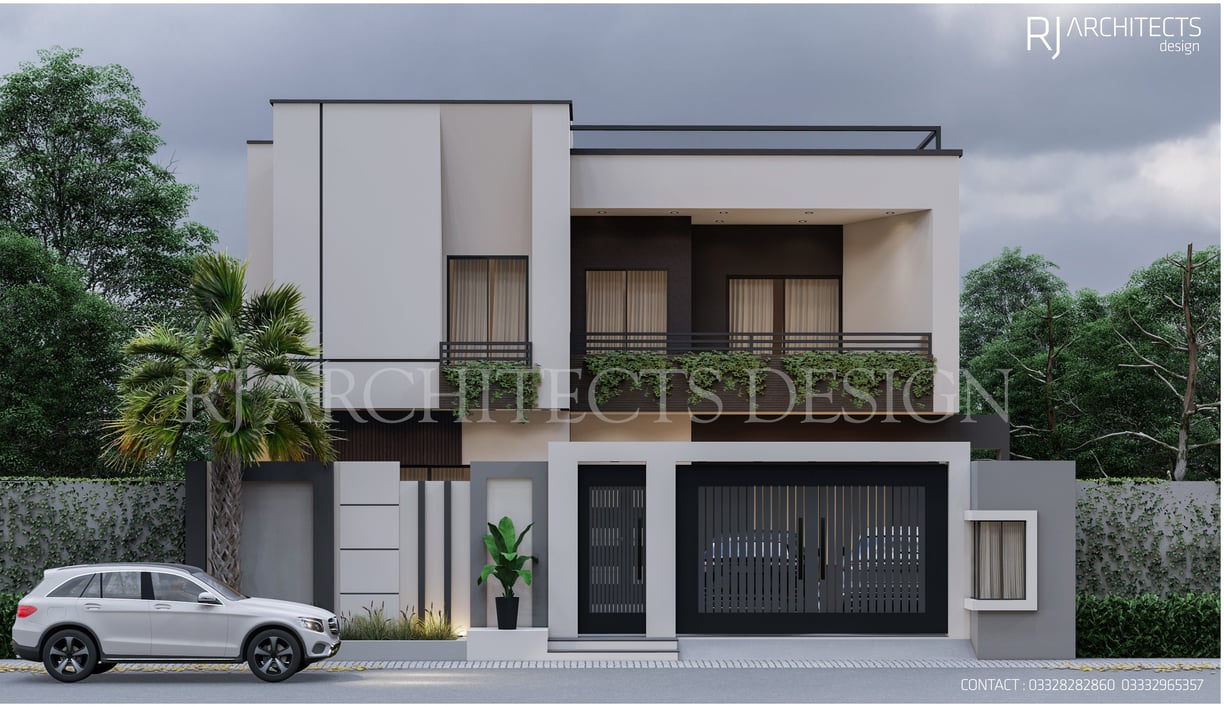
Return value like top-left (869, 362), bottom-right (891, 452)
top-left (222, 99), bottom-right (1074, 660)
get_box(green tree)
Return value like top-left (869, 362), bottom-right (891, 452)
top-left (0, 230), bottom-right (122, 476)
top-left (108, 253), bottom-right (335, 588)
top-left (1085, 245), bottom-right (1220, 480)
top-left (961, 247), bottom-right (1069, 363)
top-left (0, 47), bottom-right (216, 328)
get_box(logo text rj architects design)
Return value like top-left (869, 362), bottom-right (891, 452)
top-left (1028, 15), bottom-right (1203, 59)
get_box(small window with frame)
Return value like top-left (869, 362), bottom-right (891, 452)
top-left (964, 510), bottom-right (1037, 611)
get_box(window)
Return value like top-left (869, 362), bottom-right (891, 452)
top-left (964, 510), bottom-right (1037, 611)
top-left (47, 573), bottom-right (96, 598)
top-left (100, 571), bottom-right (143, 600)
top-left (586, 270), bottom-right (667, 350)
top-left (729, 277), bottom-right (839, 352)
top-left (151, 572), bottom-right (206, 603)
top-left (448, 257), bottom-right (527, 343)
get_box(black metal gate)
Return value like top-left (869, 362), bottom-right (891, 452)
top-left (579, 466), bottom-right (646, 633)
top-left (676, 463), bottom-right (947, 634)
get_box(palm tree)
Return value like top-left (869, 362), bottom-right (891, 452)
top-left (108, 252), bottom-right (334, 589)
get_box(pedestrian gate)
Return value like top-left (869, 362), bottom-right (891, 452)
top-left (579, 466), bottom-right (646, 633)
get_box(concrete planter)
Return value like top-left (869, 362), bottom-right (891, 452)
top-left (336, 639), bottom-right (467, 661)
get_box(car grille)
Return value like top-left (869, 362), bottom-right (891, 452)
top-left (327, 617), bottom-right (339, 637)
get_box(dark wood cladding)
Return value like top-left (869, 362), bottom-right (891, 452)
top-left (329, 410), bottom-right (461, 466)
top-left (691, 413), bottom-right (1010, 455)
top-left (571, 216), bottom-right (693, 336)
top-left (691, 225), bottom-right (842, 333)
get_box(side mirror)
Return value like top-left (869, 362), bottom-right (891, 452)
top-left (198, 592), bottom-right (222, 605)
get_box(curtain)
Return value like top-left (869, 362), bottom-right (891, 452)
top-left (626, 270), bottom-right (667, 333)
top-left (586, 271), bottom-right (626, 333)
top-left (729, 279), bottom-right (773, 352)
top-left (587, 270), bottom-right (666, 351)
top-left (1000, 522), bottom-right (1026, 599)
top-left (975, 521), bottom-right (1026, 600)
top-left (489, 259), bottom-right (527, 342)
top-left (448, 259), bottom-right (488, 342)
top-left (785, 278), bottom-right (839, 350)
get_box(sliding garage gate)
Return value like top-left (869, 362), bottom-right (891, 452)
top-left (676, 463), bottom-right (947, 634)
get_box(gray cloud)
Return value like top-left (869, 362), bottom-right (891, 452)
top-left (0, 3), bottom-right (1217, 292)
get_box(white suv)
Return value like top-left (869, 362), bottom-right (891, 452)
top-left (10, 562), bottom-right (340, 682)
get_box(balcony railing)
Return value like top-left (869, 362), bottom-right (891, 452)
top-left (579, 332), bottom-right (931, 357)
top-left (439, 340), bottom-right (533, 365)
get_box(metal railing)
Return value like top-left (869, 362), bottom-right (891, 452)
top-left (579, 332), bottom-right (931, 357)
top-left (570, 124), bottom-right (946, 152)
top-left (439, 340), bottom-right (533, 365)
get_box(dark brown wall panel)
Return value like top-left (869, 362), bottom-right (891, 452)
top-left (330, 410), bottom-right (461, 466)
top-left (571, 216), bottom-right (693, 336)
top-left (691, 225), bottom-right (842, 333)
top-left (690, 413), bottom-right (1009, 455)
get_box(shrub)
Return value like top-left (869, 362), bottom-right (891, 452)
top-left (0, 592), bottom-right (20, 659)
top-left (1077, 593), bottom-right (1220, 658)
top-left (339, 603), bottom-right (460, 641)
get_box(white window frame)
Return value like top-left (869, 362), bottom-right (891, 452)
top-left (963, 510), bottom-right (1038, 612)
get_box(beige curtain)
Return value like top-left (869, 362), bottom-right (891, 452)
top-left (586, 271), bottom-right (627, 333)
top-left (448, 259), bottom-right (488, 342)
top-left (627, 271), bottom-right (666, 351)
top-left (975, 521), bottom-right (1026, 600)
top-left (489, 259), bottom-right (527, 341)
top-left (785, 279), bottom-right (839, 350)
top-left (729, 279), bottom-right (773, 352)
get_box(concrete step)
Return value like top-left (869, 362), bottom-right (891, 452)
top-left (541, 651), bottom-right (679, 662)
top-left (547, 638), bottom-right (680, 661)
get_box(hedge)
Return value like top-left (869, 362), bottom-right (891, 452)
top-left (0, 591), bottom-right (18, 659)
top-left (1077, 593), bottom-right (1220, 658)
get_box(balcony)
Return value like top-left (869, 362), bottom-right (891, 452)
top-left (571, 331), bottom-right (934, 415)
top-left (439, 340), bottom-right (533, 366)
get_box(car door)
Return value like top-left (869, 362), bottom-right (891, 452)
top-left (148, 572), bottom-right (231, 657)
top-left (81, 571), bottom-right (151, 657)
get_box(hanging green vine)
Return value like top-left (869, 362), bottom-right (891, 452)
top-left (583, 351), bottom-right (672, 405)
top-left (442, 361), bottom-right (541, 421)
top-left (782, 351), bottom-right (936, 408)
top-left (0, 478), bottom-right (185, 595)
top-left (673, 351), bottom-right (770, 406)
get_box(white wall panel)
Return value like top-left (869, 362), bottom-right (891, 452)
top-left (323, 362), bottom-right (439, 411)
top-left (240, 481), bottom-right (312, 604)
top-left (424, 481), bottom-right (447, 614)
top-left (399, 482), bottom-right (419, 614)
top-left (450, 481), bottom-right (471, 631)
top-left (339, 550), bottom-right (399, 594)
top-left (321, 104), bottom-right (442, 360)
top-left (335, 462), bottom-right (400, 505)
top-left (338, 594), bottom-right (401, 618)
top-left (339, 506), bottom-right (399, 550)
top-left (531, 104), bottom-right (572, 409)
top-left (271, 104), bottom-right (321, 347)
top-left (245, 143), bottom-right (274, 294)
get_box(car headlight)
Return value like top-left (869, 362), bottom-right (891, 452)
top-left (298, 617), bottom-right (325, 633)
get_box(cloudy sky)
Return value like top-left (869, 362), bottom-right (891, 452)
top-left (0, 2), bottom-right (1218, 293)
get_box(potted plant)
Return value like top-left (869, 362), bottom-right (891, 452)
top-left (477, 516), bottom-right (537, 630)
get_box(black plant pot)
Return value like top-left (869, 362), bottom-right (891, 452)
top-left (495, 596), bottom-right (519, 630)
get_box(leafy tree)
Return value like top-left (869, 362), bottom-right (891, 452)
top-left (109, 253), bottom-right (335, 589)
top-left (961, 247), bottom-right (1069, 363)
top-left (0, 47), bottom-right (216, 328)
top-left (0, 230), bottom-right (122, 476)
top-left (1085, 245), bottom-right (1220, 480)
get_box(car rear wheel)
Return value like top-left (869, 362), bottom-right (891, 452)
top-left (42, 629), bottom-right (98, 683)
top-left (246, 629), bottom-right (301, 682)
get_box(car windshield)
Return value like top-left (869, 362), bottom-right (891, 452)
top-left (191, 571), bottom-right (247, 601)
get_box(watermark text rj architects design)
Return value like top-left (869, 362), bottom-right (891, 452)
top-left (1028, 15), bottom-right (1204, 59)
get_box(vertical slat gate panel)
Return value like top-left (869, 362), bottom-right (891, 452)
top-left (916, 486), bottom-right (925, 614)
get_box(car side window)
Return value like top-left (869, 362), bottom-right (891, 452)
top-left (100, 571), bottom-right (142, 600)
top-left (151, 572), bottom-right (206, 603)
top-left (79, 573), bottom-right (101, 598)
top-left (47, 573), bottom-right (96, 598)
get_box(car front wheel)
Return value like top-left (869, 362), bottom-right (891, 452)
top-left (42, 629), bottom-right (99, 683)
top-left (246, 629), bottom-right (302, 682)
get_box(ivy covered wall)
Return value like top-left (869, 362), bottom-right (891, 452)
top-left (1077, 480), bottom-right (1220, 597)
top-left (0, 478), bottom-right (185, 594)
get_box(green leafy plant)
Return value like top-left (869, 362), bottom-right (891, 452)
top-left (477, 516), bottom-right (536, 598)
top-left (673, 351), bottom-right (769, 406)
top-left (1077, 593), bottom-right (1220, 658)
top-left (583, 351), bottom-right (672, 405)
top-left (442, 361), bottom-right (540, 421)
top-left (338, 603), bottom-right (460, 641)
top-left (0, 478), bottom-right (185, 595)
top-left (0, 591), bottom-right (19, 658)
top-left (782, 351), bottom-right (936, 408)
